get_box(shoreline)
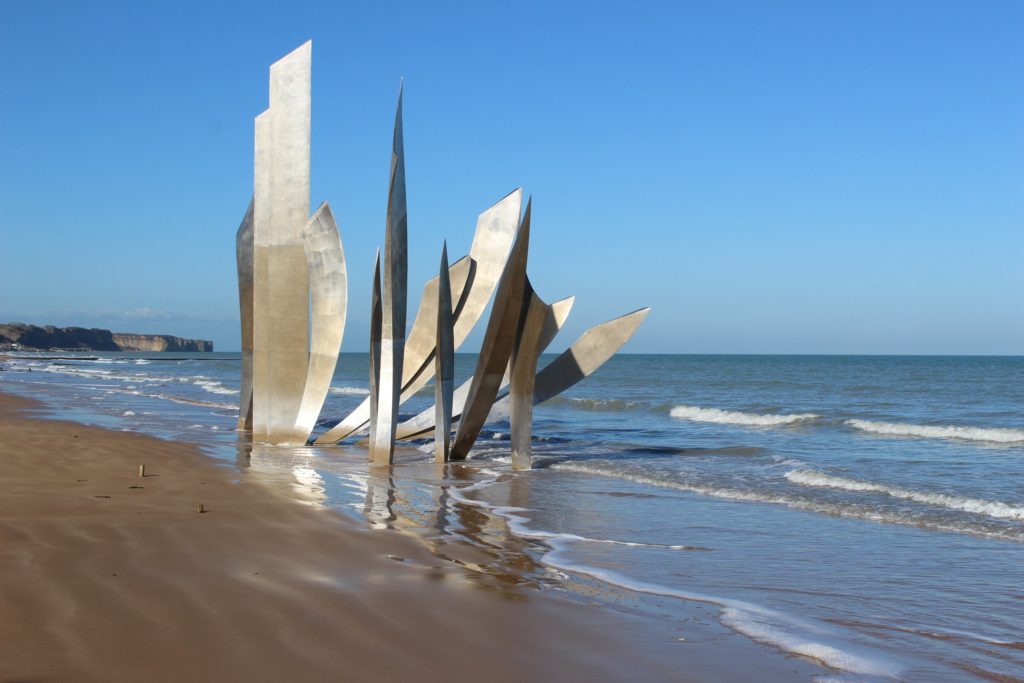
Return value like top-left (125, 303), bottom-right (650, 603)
top-left (0, 389), bottom-right (825, 681)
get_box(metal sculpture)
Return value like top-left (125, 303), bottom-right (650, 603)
top-left (509, 281), bottom-right (551, 470)
top-left (393, 293), bottom-right (573, 441)
top-left (314, 255), bottom-right (473, 444)
top-left (293, 203), bottom-right (346, 439)
top-left (368, 251), bottom-right (382, 456)
top-left (252, 41), bottom-right (312, 442)
top-left (490, 307), bottom-right (652, 417)
top-left (237, 41), bottom-right (650, 468)
top-left (450, 199), bottom-right (532, 461)
top-left (392, 301), bottom-right (645, 446)
top-left (314, 190), bottom-right (521, 445)
top-left (399, 190), bottom-right (522, 401)
top-left (368, 86), bottom-right (408, 466)
top-left (434, 242), bottom-right (455, 463)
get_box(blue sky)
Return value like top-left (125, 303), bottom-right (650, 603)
top-left (1, 0), bottom-right (1021, 354)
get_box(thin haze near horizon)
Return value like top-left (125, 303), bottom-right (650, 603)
top-left (1, 1), bottom-right (1021, 355)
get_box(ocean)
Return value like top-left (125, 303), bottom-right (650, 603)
top-left (2, 352), bottom-right (1022, 682)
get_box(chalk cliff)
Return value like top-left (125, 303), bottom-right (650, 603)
top-left (0, 323), bottom-right (213, 352)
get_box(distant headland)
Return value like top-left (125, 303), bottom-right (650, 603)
top-left (0, 323), bottom-right (213, 352)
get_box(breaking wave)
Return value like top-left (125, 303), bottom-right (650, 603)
top-left (569, 397), bottom-right (647, 411)
top-left (845, 419), bottom-right (1024, 444)
top-left (329, 386), bottom-right (370, 396)
top-left (785, 470), bottom-right (1024, 520)
top-left (670, 405), bottom-right (818, 427)
top-left (193, 379), bottom-right (239, 395)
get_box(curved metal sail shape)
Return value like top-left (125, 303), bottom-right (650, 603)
top-left (449, 199), bottom-right (533, 461)
top-left (434, 242), bottom-right (455, 463)
top-left (235, 199), bottom-right (254, 430)
top-left (489, 307), bottom-right (652, 421)
top-left (398, 255), bottom-right (474, 398)
top-left (292, 203), bottom-right (347, 441)
top-left (312, 256), bottom-right (471, 445)
top-left (402, 188), bottom-right (522, 395)
top-left (252, 41), bottom-right (312, 442)
top-left (368, 84), bottom-right (408, 466)
top-left (394, 293), bottom-right (573, 441)
top-left (315, 189), bottom-right (522, 444)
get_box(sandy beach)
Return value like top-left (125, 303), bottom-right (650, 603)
top-left (0, 389), bottom-right (827, 682)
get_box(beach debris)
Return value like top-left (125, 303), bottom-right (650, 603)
top-left (138, 464), bottom-right (146, 477)
top-left (94, 495), bottom-right (111, 499)
top-left (197, 504), bottom-right (206, 513)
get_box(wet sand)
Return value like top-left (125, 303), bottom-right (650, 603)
top-left (0, 390), bottom-right (822, 682)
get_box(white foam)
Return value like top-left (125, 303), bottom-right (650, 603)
top-left (568, 397), bottom-right (645, 412)
top-left (329, 386), bottom-right (370, 396)
top-left (846, 419), bottom-right (1024, 444)
top-left (42, 365), bottom-right (115, 378)
top-left (130, 389), bottom-right (235, 410)
top-left (550, 463), bottom-right (1024, 542)
top-left (193, 379), bottom-right (239, 395)
top-left (671, 405), bottom-right (818, 427)
top-left (785, 470), bottom-right (1024, 520)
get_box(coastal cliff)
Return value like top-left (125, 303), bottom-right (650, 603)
top-left (0, 323), bottom-right (213, 352)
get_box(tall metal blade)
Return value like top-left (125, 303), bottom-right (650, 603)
top-left (315, 190), bottom-right (521, 444)
top-left (434, 242), bottom-right (455, 463)
top-left (368, 84), bottom-right (408, 466)
top-left (252, 41), bottom-right (312, 442)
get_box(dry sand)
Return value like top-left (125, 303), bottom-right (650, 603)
top-left (0, 390), bottom-right (821, 682)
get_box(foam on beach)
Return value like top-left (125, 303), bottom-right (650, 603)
top-left (569, 397), bottom-right (647, 411)
top-left (193, 379), bottom-right (239, 395)
top-left (785, 469), bottom-right (1024, 520)
top-left (550, 462), bottom-right (1024, 542)
top-left (845, 419), bottom-right (1024, 444)
top-left (670, 405), bottom-right (818, 427)
top-left (328, 386), bottom-right (370, 396)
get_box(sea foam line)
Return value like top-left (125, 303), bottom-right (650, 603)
top-left (786, 470), bottom-right (1024, 520)
top-left (845, 419), bottom-right (1024, 444)
top-left (193, 379), bottom-right (239, 395)
top-left (329, 386), bottom-right (370, 396)
top-left (671, 405), bottom-right (818, 427)
top-left (447, 472), bottom-right (900, 679)
top-left (550, 463), bottom-right (1024, 542)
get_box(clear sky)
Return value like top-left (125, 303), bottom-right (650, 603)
top-left (1, 0), bottom-right (1021, 354)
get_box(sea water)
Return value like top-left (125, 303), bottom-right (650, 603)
top-left (2, 353), bottom-right (1022, 681)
